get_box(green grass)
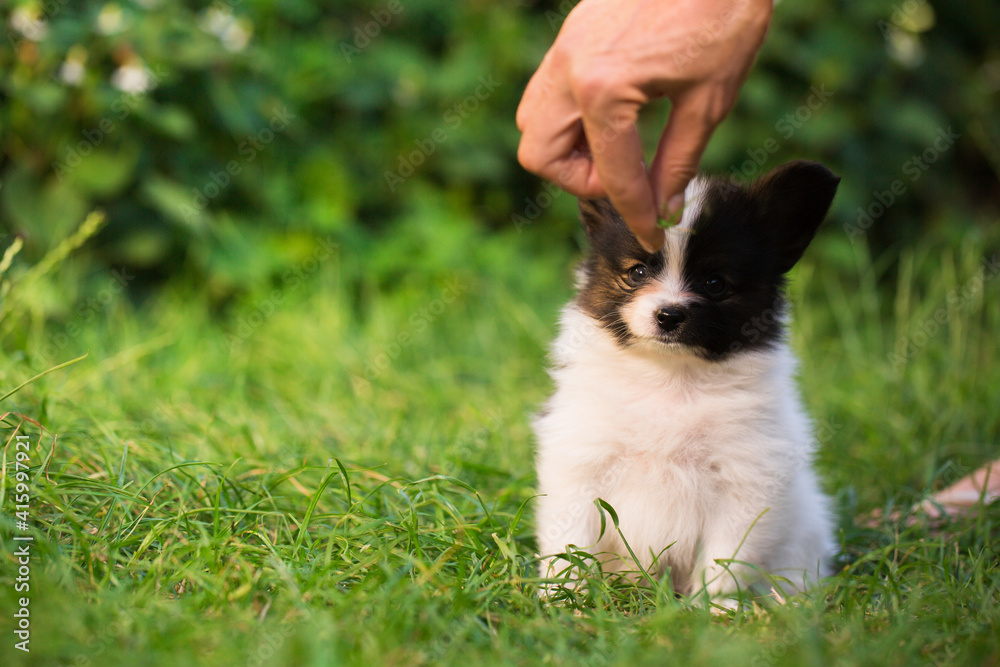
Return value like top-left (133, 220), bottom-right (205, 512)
top-left (1, 218), bottom-right (999, 666)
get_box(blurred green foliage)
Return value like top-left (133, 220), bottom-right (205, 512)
top-left (0, 0), bottom-right (998, 303)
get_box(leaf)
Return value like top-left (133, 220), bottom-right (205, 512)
top-left (594, 497), bottom-right (620, 536)
top-left (594, 497), bottom-right (658, 588)
top-left (141, 175), bottom-right (209, 232)
top-left (2, 167), bottom-right (87, 246)
top-left (66, 144), bottom-right (140, 196)
top-left (143, 105), bottom-right (197, 140)
top-left (0, 352), bottom-right (89, 404)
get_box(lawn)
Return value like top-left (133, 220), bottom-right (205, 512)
top-left (1, 211), bottom-right (999, 666)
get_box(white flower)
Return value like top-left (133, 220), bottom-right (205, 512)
top-left (220, 18), bottom-right (252, 52)
top-left (59, 45), bottom-right (88, 87)
top-left (96, 3), bottom-right (128, 36)
top-left (111, 62), bottom-right (155, 94)
top-left (59, 60), bottom-right (86, 86)
top-left (10, 5), bottom-right (49, 41)
top-left (886, 28), bottom-right (925, 69)
top-left (199, 6), bottom-right (253, 53)
top-left (201, 6), bottom-right (231, 36)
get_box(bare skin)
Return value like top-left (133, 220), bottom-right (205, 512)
top-left (923, 459), bottom-right (1000, 517)
top-left (864, 459), bottom-right (1000, 528)
top-left (516, 0), bottom-right (773, 251)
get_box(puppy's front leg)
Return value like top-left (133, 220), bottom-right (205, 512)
top-left (535, 491), bottom-right (604, 590)
top-left (690, 505), bottom-right (773, 605)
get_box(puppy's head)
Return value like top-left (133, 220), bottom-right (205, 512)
top-left (576, 160), bottom-right (840, 361)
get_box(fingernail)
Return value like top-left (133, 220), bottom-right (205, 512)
top-left (666, 194), bottom-right (684, 217)
top-left (657, 195), bottom-right (685, 228)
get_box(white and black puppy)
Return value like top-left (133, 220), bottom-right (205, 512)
top-left (534, 160), bottom-right (840, 603)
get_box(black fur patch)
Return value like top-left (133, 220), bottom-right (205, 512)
top-left (575, 161), bottom-right (840, 360)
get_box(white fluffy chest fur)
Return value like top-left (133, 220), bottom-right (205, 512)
top-left (534, 306), bottom-right (833, 598)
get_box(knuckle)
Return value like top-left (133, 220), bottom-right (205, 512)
top-left (516, 141), bottom-right (546, 174)
top-left (577, 180), bottom-right (606, 199)
top-left (568, 60), bottom-right (620, 112)
top-left (515, 107), bottom-right (528, 132)
top-left (705, 97), bottom-right (732, 125)
top-left (605, 177), bottom-right (648, 207)
top-left (663, 161), bottom-right (699, 186)
top-left (556, 165), bottom-right (596, 197)
top-left (692, 86), bottom-right (735, 126)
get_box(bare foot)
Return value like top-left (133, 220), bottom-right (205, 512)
top-left (920, 458), bottom-right (1000, 519)
top-left (862, 458), bottom-right (1000, 527)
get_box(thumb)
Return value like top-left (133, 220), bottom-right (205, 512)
top-left (649, 90), bottom-right (729, 223)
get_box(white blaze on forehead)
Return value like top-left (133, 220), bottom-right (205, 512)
top-left (619, 178), bottom-right (710, 339)
top-left (657, 177), bottom-right (709, 302)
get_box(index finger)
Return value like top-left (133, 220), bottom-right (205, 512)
top-left (577, 92), bottom-right (663, 251)
top-left (572, 62), bottom-right (663, 250)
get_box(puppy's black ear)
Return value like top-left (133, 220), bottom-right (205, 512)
top-left (750, 160), bottom-right (840, 274)
top-left (578, 198), bottom-right (621, 241)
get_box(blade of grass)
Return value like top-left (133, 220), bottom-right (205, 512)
top-left (0, 352), bottom-right (89, 404)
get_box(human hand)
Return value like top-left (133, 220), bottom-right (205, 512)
top-left (516, 0), bottom-right (773, 251)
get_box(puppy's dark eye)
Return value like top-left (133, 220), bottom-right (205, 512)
top-left (703, 274), bottom-right (728, 298)
top-left (626, 264), bottom-right (649, 286)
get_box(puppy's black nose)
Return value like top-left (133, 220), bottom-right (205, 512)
top-left (655, 307), bottom-right (686, 333)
